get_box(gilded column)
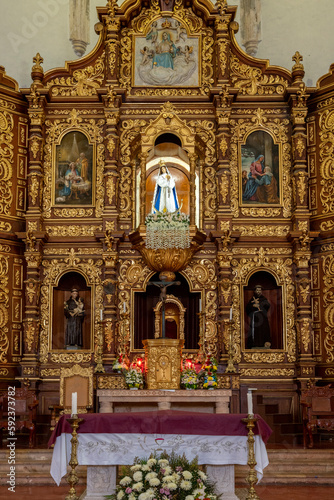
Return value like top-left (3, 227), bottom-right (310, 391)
top-left (216, 88), bottom-right (232, 227)
top-left (288, 53), bottom-right (317, 384)
top-left (102, 233), bottom-right (120, 363)
top-left (105, 0), bottom-right (120, 84)
top-left (103, 86), bottom-right (119, 231)
top-left (139, 152), bottom-right (149, 227)
top-left (189, 153), bottom-right (197, 227)
top-left (215, 0), bottom-right (233, 85)
top-left (19, 55), bottom-right (47, 380)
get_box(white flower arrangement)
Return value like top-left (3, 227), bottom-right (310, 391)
top-left (106, 453), bottom-right (218, 500)
top-left (123, 367), bottom-right (144, 389)
top-left (145, 211), bottom-right (190, 250)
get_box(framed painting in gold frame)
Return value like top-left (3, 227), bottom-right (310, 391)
top-left (240, 130), bottom-right (280, 206)
top-left (53, 130), bottom-right (95, 207)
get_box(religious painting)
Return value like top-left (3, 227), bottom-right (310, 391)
top-left (53, 131), bottom-right (94, 206)
top-left (243, 271), bottom-right (284, 351)
top-left (240, 130), bottom-right (280, 205)
top-left (134, 17), bottom-right (199, 87)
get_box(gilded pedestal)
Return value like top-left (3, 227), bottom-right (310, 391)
top-left (143, 338), bottom-right (184, 390)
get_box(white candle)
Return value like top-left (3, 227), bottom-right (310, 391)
top-left (71, 392), bottom-right (77, 417)
top-left (123, 302), bottom-right (126, 313)
top-left (199, 299), bottom-right (202, 312)
top-left (100, 309), bottom-right (103, 321)
top-left (230, 307), bottom-right (233, 320)
top-left (247, 391), bottom-right (253, 416)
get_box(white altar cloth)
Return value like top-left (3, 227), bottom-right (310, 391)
top-left (51, 432), bottom-right (269, 486)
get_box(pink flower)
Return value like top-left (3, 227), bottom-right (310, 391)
top-left (125, 487), bottom-right (132, 493)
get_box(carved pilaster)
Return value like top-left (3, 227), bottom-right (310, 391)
top-left (99, 231), bottom-right (123, 362)
top-left (103, 88), bottom-right (119, 228)
top-left (105, 0), bottom-right (120, 84)
top-left (25, 56), bottom-right (46, 232)
top-left (189, 153), bottom-right (197, 227)
top-left (139, 152), bottom-right (149, 227)
top-left (215, 3), bottom-right (233, 84)
top-left (289, 230), bottom-right (319, 374)
top-left (289, 58), bottom-right (309, 226)
top-left (211, 230), bottom-right (238, 361)
top-left (216, 86), bottom-right (232, 226)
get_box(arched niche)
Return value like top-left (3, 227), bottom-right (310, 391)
top-left (133, 272), bottom-right (200, 351)
top-left (153, 294), bottom-right (186, 340)
top-left (243, 270), bottom-right (283, 350)
top-left (135, 131), bottom-right (201, 225)
top-left (51, 271), bottom-right (91, 350)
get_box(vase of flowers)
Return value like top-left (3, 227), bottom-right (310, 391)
top-left (112, 355), bottom-right (126, 373)
top-left (123, 365), bottom-right (144, 390)
top-left (106, 452), bottom-right (218, 500)
top-left (200, 356), bottom-right (218, 390)
top-left (181, 369), bottom-right (199, 390)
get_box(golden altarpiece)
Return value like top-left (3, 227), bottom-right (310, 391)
top-left (0, 0), bottom-right (334, 437)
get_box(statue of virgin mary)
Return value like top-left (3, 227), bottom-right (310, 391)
top-left (152, 160), bottom-right (179, 213)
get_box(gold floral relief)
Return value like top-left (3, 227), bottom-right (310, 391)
top-left (29, 174), bottom-right (39, 205)
top-left (24, 319), bottom-right (36, 352)
top-left (203, 166), bottom-right (217, 218)
top-left (296, 172), bottom-right (307, 204)
top-left (46, 54), bottom-right (105, 97)
top-left (104, 319), bottom-right (114, 352)
top-left (53, 209), bottom-right (94, 218)
top-left (319, 109), bottom-right (334, 215)
top-left (233, 225), bottom-right (290, 236)
top-left (230, 53), bottom-right (288, 96)
top-left (0, 110), bottom-right (14, 215)
top-left (240, 368), bottom-right (294, 377)
top-left (43, 111), bottom-right (105, 219)
top-left (322, 253), bottom-right (334, 362)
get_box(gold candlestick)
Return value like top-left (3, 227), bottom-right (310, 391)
top-left (94, 325), bottom-right (105, 373)
top-left (196, 311), bottom-right (205, 363)
top-left (65, 416), bottom-right (84, 500)
top-left (241, 415), bottom-right (260, 500)
top-left (225, 319), bottom-right (236, 373)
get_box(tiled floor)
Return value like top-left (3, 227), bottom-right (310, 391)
top-left (1, 484), bottom-right (334, 499)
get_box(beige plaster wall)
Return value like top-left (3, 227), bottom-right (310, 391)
top-left (0, 0), bottom-right (332, 88)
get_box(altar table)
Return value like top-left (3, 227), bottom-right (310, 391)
top-left (49, 410), bottom-right (272, 500)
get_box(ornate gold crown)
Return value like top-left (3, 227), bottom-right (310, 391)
top-left (161, 19), bottom-right (172, 29)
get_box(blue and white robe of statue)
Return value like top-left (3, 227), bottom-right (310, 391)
top-left (152, 169), bottom-right (179, 213)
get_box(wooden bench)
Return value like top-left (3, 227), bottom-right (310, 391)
top-left (0, 387), bottom-right (38, 448)
top-left (301, 384), bottom-right (334, 448)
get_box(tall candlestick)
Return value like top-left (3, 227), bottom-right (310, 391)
top-left (71, 392), bottom-right (77, 417)
top-left (230, 307), bottom-right (233, 320)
